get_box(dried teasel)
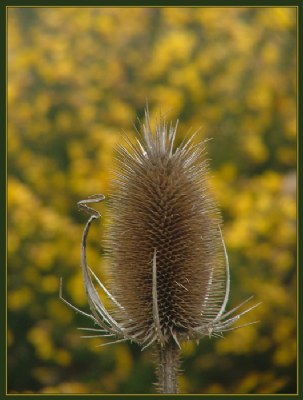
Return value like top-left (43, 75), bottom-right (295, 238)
top-left (60, 109), bottom-right (260, 393)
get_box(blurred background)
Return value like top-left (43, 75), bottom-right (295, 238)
top-left (7, 7), bottom-right (297, 394)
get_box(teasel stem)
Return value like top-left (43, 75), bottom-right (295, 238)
top-left (156, 339), bottom-right (180, 394)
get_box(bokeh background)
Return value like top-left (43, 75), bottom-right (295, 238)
top-left (8, 7), bottom-right (297, 394)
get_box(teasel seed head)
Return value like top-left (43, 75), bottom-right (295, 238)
top-left (105, 109), bottom-right (228, 347)
top-left (60, 108), bottom-right (260, 355)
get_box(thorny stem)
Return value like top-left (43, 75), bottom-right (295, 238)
top-left (156, 339), bottom-right (181, 394)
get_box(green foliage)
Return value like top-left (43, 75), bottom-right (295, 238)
top-left (8, 7), bottom-right (296, 394)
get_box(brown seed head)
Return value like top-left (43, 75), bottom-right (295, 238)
top-left (104, 110), bottom-right (226, 346)
top-left (61, 109), bottom-right (259, 355)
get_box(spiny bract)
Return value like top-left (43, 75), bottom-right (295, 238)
top-left (60, 109), bottom-right (259, 350)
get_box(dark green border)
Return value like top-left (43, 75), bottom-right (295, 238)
top-left (1, 0), bottom-right (7, 399)
top-left (0, 0), bottom-right (301, 6)
top-left (1, 1), bottom-right (301, 400)
top-left (298, 3), bottom-right (302, 400)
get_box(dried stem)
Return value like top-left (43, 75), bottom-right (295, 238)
top-left (156, 339), bottom-right (181, 394)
